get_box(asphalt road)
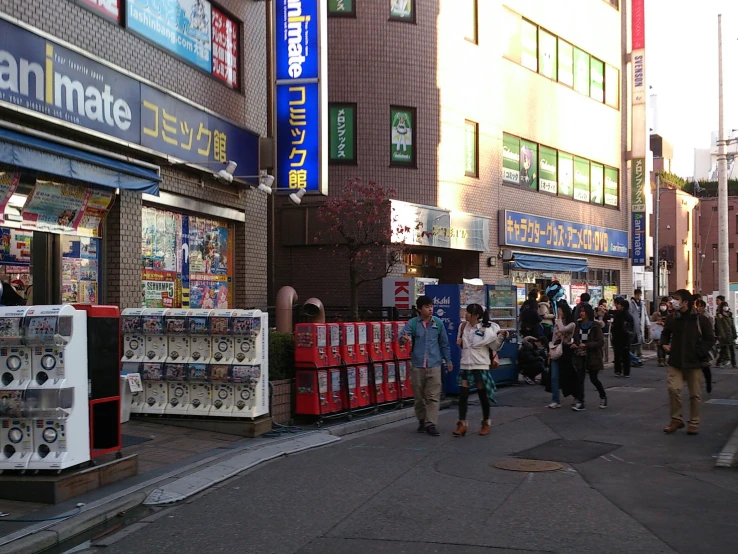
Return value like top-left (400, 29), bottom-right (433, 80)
top-left (80, 359), bottom-right (738, 554)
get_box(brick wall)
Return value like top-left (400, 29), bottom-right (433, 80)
top-left (1, 0), bottom-right (269, 309)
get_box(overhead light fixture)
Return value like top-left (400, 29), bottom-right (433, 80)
top-left (289, 189), bottom-right (306, 205)
top-left (258, 174), bottom-right (274, 195)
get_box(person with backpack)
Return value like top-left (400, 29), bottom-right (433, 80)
top-left (400, 295), bottom-right (452, 436)
top-left (611, 297), bottom-right (635, 378)
top-left (453, 303), bottom-right (507, 437)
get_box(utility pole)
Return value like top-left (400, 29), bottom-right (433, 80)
top-left (653, 174), bottom-right (660, 300)
top-left (718, 14), bottom-right (730, 297)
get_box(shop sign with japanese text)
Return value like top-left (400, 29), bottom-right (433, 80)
top-left (0, 16), bottom-right (259, 181)
top-left (631, 212), bottom-right (646, 266)
top-left (499, 210), bottom-right (629, 259)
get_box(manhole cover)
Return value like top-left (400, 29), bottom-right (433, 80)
top-left (493, 459), bottom-right (564, 472)
top-left (514, 439), bottom-right (620, 464)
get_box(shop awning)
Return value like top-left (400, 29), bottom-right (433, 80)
top-left (510, 252), bottom-right (588, 273)
top-left (0, 128), bottom-right (160, 195)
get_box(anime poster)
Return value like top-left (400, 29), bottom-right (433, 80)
top-left (141, 269), bottom-right (177, 308)
top-left (22, 181), bottom-right (90, 233)
top-left (62, 282), bottom-right (79, 303)
top-left (0, 229), bottom-right (31, 265)
top-left (61, 236), bottom-right (100, 305)
top-left (189, 280), bottom-right (229, 309)
top-left (0, 170), bottom-right (20, 221)
top-left (189, 216), bottom-right (228, 275)
top-left (80, 282), bottom-right (98, 304)
top-left (77, 187), bottom-right (115, 237)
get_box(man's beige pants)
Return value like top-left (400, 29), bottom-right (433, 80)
top-left (412, 365), bottom-right (441, 427)
top-left (667, 366), bottom-right (702, 425)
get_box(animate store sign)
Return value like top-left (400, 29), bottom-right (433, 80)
top-left (0, 16), bottom-right (258, 178)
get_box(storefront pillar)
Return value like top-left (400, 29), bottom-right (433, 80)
top-left (106, 190), bottom-right (143, 309)
top-left (235, 197), bottom-right (268, 308)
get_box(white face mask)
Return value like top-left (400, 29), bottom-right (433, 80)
top-left (659, 306), bottom-right (667, 312)
top-left (671, 299), bottom-right (682, 310)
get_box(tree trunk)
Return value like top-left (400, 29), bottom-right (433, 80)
top-left (349, 263), bottom-right (360, 321)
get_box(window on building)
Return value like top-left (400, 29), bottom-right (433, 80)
top-left (557, 39), bottom-right (574, 87)
top-left (464, 0), bottom-right (478, 44)
top-left (502, 7), bottom-right (522, 64)
top-left (590, 58), bottom-right (605, 102)
top-left (327, 0), bottom-right (356, 17)
top-left (713, 206), bottom-right (718, 211)
top-left (687, 214), bottom-right (690, 232)
top-left (730, 205), bottom-right (735, 211)
top-left (604, 65), bottom-right (619, 108)
top-left (464, 120), bottom-right (479, 177)
top-left (328, 103), bottom-right (357, 164)
top-left (573, 47), bottom-right (590, 96)
top-left (538, 28), bottom-right (557, 80)
top-left (389, 0), bottom-right (415, 23)
top-left (390, 106), bottom-right (417, 167)
top-left (520, 19), bottom-right (538, 71)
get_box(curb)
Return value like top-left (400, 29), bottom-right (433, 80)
top-left (326, 399), bottom-right (453, 436)
top-left (716, 422), bottom-right (738, 468)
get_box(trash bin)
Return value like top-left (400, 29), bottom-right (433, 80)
top-left (120, 375), bottom-right (132, 424)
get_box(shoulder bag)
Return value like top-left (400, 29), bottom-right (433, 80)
top-left (696, 315), bottom-right (715, 366)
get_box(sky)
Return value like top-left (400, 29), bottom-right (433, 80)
top-left (647, 0), bottom-right (738, 177)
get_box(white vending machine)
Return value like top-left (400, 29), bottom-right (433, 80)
top-left (187, 310), bottom-right (213, 364)
top-left (24, 305), bottom-right (89, 472)
top-left (0, 307), bottom-right (32, 391)
top-left (165, 310), bottom-right (190, 416)
top-left (231, 310), bottom-right (269, 418)
top-left (140, 309), bottom-right (168, 415)
top-left (0, 390), bottom-right (31, 472)
top-left (208, 310), bottom-right (233, 417)
top-left (120, 309), bottom-right (145, 414)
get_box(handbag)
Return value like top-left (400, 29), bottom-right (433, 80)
top-left (489, 349), bottom-right (499, 369)
top-left (696, 315), bottom-right (715, 365)
top-left (549, 340), bottom-right (563, 360)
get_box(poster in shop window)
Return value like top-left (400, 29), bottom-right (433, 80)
top-left (189, 217), bottom-right (229, 275)
top-left (189, 278), bottom-right (229, 309)
top-left (390, 0), bottom-right (413, 20)
top-left (573, 157), bottom-right (590, 202)
top-left (502, 134), bottom-right (520, 185)
top-left (571, 283), bottom-right (587, 305)
top-left (211, 6), bottom-right (239, 88)
top-left (604, 285), bottom-right (618, 303)
top-left (558, 152), bottom-right (574, 196)
top-left (604, 167), bottom-right (619, 207)
top-left (61, 236), bottom-right (100, 304)
top-left (22, 181), bottom-right (90, 234)
top-left (0, 170), bottom-right (20, 222)
top-left (519, 140), bottom-right (538, 190)
top-left (590, 163), bottom-right (604, 205)
top-left (0, 229), bottom-right (31, 265)
top-left (390, 108), bottom-right (414, 164)
top-left (77, 188), bottom-right (116, 238)
top-left (538, 146), bottom-right (558, 194)
top-left (142, 269), bottom-right (177, 308)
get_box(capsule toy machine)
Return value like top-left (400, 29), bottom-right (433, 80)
top-left (162, 310), bottom-right (190, 416)
top-left (0, 390), bottom-right (32, 472)
top-left (381, 322), bottom-right (395, 361)
top-left (231, 310), bottom-right (269, 418)
top-left (383, 361), bottom-right (398, 403)
top-left (0, 307), bottom-right (31, 392)
top-left (367, 322), bottom-right (384, 362)
top-left (164, 360), bottom-right (189, 416)
top-left (141, 362), bottom-right (167, 415)
top-left (210, 310), bottom-right (235, 365)
top-left (373, 361), bottom-right (385, 404)
top-left (207, 311), bottom-right (234, 417)
top-left (327, 323), bottom-right (341, 367)
top-left (294, 369), bottom-right (329, 416)
top-left (339, 323), bottom-right (358, 365)
top-left (187, 310), bottom-right (213, 365)
top-left (393, 321), bottom-right (412, 361)
top-left (187, 363), bottom-right (211, 416)
top-left (120, 309), bottom-right (144, 414)
top-left (165, 310), bottom-right (190, 364)
top-left (24, 305), bottom-right (89, 471)
top-left (208, 363), bottom-right (234, 417)
top-left (354, 365), bottom-right (372, 408)
top-left (294, 323), bottom-right (330, 368)
top-left (141, 309), bottom-right (169, 364)
top-left (324, 366), bottom-right (344, 414)
top-left (393, 322), bottom-right (413, 399)
top-left (355, 323), bottom-right (369, 364)
top-left (397, 360), bottom-right (413, 400)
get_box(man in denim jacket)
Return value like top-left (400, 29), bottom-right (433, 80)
top-left (400, 295), bottom-right (452, 436)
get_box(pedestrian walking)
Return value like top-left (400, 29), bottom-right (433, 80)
top-left (694, 299), bottom-right (714, 393)
top-left (547, 300), bottom-right (576, 409)
top-left (453, 303), bottom-right (507, 437)
top-left (400, 295), bottom-right (452, 437)
top-left (596, 298), bottom-right (611, 363)
top-left (629, 288), bottom-right (647, 360)
top-left (570, 303), bottom-right (607, 411)
top-left (660, 289), bottom-right (715, 435)
top-left (715, 301), bottom-right (737, 369)
top-left (611, 297), bottom-right (635, 378)
top-left (651, 300), bottom-right (669, 366)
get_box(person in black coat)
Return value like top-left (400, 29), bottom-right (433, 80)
top-left (519, 289), bottom-right (543, 338)
top-left (518, 336), bottom-right (547, 384)
top-left (610, 296), bottom-right (635, 377)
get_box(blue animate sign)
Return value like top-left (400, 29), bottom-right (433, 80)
top-left (499, 210), bottom-right (629, 259)
top-left (631, 212), bottom-right (646, 266)
top-left (274, 0), bottom-right (326, 194)
top-left (0, 16), bottom-right (258, 179)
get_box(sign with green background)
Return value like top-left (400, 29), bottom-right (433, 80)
top-left (521, 20), bottom-right (538, 71)
top-left (632, 157), bottom-right (646, 211)
top-left (558, 152), bottom-right (573, 196)
top-left (502, 133), bottom-right (520, 184)
top-left (538, 145), bottom-right (557, 194)
top-left (573, 48), bottom-right (590, 95)
top-left (328, 0), bottom-right (354, 14)
top-left (390, 0), bottom-right (413, 20)
top-left (464, 121), bottom-right (477, 176)
top-left (558, 39), bottom-right (574, 86)
top-left (391, 108), bottom-right (414, 164)
top-left (573, 157), bottom-right (590, 202)
top-left (590, 162), bottom-right (604, 204)
top-left (538, 29), bottom-right (557, 80)
top-left (329, 105), bottom-right (355, 162)
top-left (519, 140), bottom-right (538, 189)
top-left (604, 167), bottom-right (619, 206)
top-left (590, 58), bottom-right (604, 102)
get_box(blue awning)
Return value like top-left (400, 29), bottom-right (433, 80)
top-left (0, 128), bottom-right (160, 195)
top-left (510, 252), bottom-right (588, 273)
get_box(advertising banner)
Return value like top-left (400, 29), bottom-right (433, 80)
top-left (22, 181), bottom-right (90, 233)
top-left (538, 146), bottom-right (557, 194)
top-left (0, 17), bottom-right (258, 175)
top-left (632, 212), bottom-right (646, 266)
top-left (631, 158), bottom-right (647, 211)
top-left (604, 167), bottom-right (619, 207)
top-left (329, 104), bottom-right (355, 162)
top-left (558, 39), bottom-right (574, 87)
top-left (0, 229), bottom-right (32, 265)
top-left (0, 170), bottom-right (20, 222)
top-left (558, 152), bottom-right (574, 196)
top-left (499, 210), bottom-right (629, 259)
top-left (573, 157), bottom-right (590, 202)
top-left (502, 134), bottom-right (520, 185)
top-left (77, 187), bottom-right (116, 238)
top-left (212, 6), bottom-right (239, 88)
top-left (519, 140), bottom-right (538, 190)
top-left (75, 0), bottom-right (121, 23)
top-left (391, 108), bottom-right (415, 164)
top-left (127, 0), bottom-right (213, 72)
top-left (276, 0), bottom-right (319, 80)
top-left (464, 120), bottom-right (477, 176)
top-left (142, 269), bottom-right (177, 308)
top-left (590, 162), bottom-right (604, 205)
top-left (277, 83), bottom-right (321, 189)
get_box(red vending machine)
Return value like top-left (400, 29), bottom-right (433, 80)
top-left (393, 321), bottom-right (412, 360)
top-left (397, 360), bottom-right (413, 400)
top-left (367, 322), bottom-right (384, 361)
top-left (339, 323), bottom-right (358, 365)
top-left (294, 323), bottom-right (330, 368)
top-left (295, 369), bottom-right (329, 416)
top-left (327, 323), bottom-right (341, 367)
top-left (357, 365), bottom-right (372, 406)
top-left (373, 362), bottom-right (385, 404)
top-left (355, 323), bottom-right (369, 363)
top-left (384, 361), bottom-right (399, 402)
top-left (326, 367), bottom-right (344, 413)
top-left (347, 365), bottom-right (371, 409)
top-left (381, 323), bottom-right (395, 361)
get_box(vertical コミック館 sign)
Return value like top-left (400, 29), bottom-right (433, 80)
top-left (631, 0), bottom-right (646, 266)
top-left (274, 0), bottom-right (328, 194)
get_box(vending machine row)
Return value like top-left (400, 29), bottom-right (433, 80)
top-left (0, 304), bottom-right (121, 474)
top-left (293, 322), bottom-right (413, 422)
top-left (120, 308), bottom-right (269, 420)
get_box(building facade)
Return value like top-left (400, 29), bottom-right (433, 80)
top-left (698, 196), bottom-right (738, 295)
top-left (273, 0), bottom-right (633, 310)
top-left (0, 0), bottom-right (268, 311)
top-left (656, 187), bottom-right (701, 295)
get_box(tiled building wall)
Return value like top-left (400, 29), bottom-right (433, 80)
top-left (1, 0), bottom-right (268, 309)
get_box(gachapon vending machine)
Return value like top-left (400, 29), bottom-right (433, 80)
top-left (165, 309), bottom-right (190, 363)
top-left (325, 367), bottom-right (344, 414)
top-left (187, 363), bottom-right (211, 416)
top-left (0, 390), bottom-right (32, 472)
top-left (0, 307), bottom-right (31, 391)
top-left (232, 365), bottom-right (262, 417)
top-left (295, 369), bottom-right (329, 416)
top-left (165, 362), bottom-right (189, 416)
top-left (141, 362), bottom-right (167, 415)
top-left (327, 323), bottom-right (341, 366)
top-left (210, 310), bottom-right (235, 365)
top-left (230, 310), bottom-right (268, 418)
top-left (120, 309), bottom-right (145, 365)
top-left (367, 322), bottom-right (384, 362)
top-left (209, 363), bottom-right (234, 417)
top-left (373, 362), bottom-right (385, 404)
top-left (356, 365), bottom-right (372, 407)
top-left (355, 324), bottom-right (369, 363)
top-left (339, 323), bottom-right (358, 365)
top-left (187, 309), bottom-right (213, 364)
top-left (381, 323), bottom-right (395, 361)
top-left (294, 323), bottom-right (330, 368)
top-left (398, 360), bottom-right (413, 400)
top-left (232, 310), bottom-right (261, 365)
top-left (393, 321), bottom-right (412, 360)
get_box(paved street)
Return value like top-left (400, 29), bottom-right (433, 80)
top-left (80, 358), bottom-right (738, 554)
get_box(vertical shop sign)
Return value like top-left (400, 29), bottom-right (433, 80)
top-left (519, 140), bottom-right (538, 190)
top-left (558, 152), bottom-right (574, 196)
top-left (329, 104), bottom-right (356, 162)
top-left (538, 146), bottom-right (557, 194)
top-left (632, 212), bottom-right (646, 266)
top-left (573, 157), bottom-right (590, 202)
top-left (464, 120), bottom-right (478, 176)
top-left (390, 107), bottom-right (415, 165)
top-left (631, 158), bottom-right (646, 212)
top-left (590, 162), bottom-right (604, 204)
top-left (75, 0), bottom-right (121, 23)
top-left (558, 39), bottom-right (574, 87)
top-left (538, 29), bottom-right (557, 80)
top-left (274, 0), bottom-right (327, 194)
top-left (0, 170), bottom-right (20, 222)
top-left (212, 7), bottom-right (240, 88)
top-left (502, 134), bottom-right (520, 185)
top-left (604, 167), bottom-right (619, 207)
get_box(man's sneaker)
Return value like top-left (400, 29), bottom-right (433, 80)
top-left (547, 402), bottom-right (561, 409)
top-left (425, 424), bottom-right (440, 436)
top-left (417, 420), bottom-right (425, 433)
top-left (600, 398), bottom-right (608, 409)
top-left (572, 402), bottom-right (586, 411)
top-left (524, 376), bottom-right (536, 385)
top-left (614, 373), bottom-right (622, 378)
top-left (663, 420), bottom-right (685, 433)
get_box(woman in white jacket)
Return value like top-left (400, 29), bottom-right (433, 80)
top-left (454, 303), bottom-right (508, 437)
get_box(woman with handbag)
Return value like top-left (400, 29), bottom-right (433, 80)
top-left (454, 303), bottom-right (507, 437)
top-left (548, 300), bottom-right (575, 408)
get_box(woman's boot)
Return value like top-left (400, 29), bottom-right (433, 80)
top-left (452, 420), bottom-right (467, 437)
top-left (479, 419), bottom-right (491, 436)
